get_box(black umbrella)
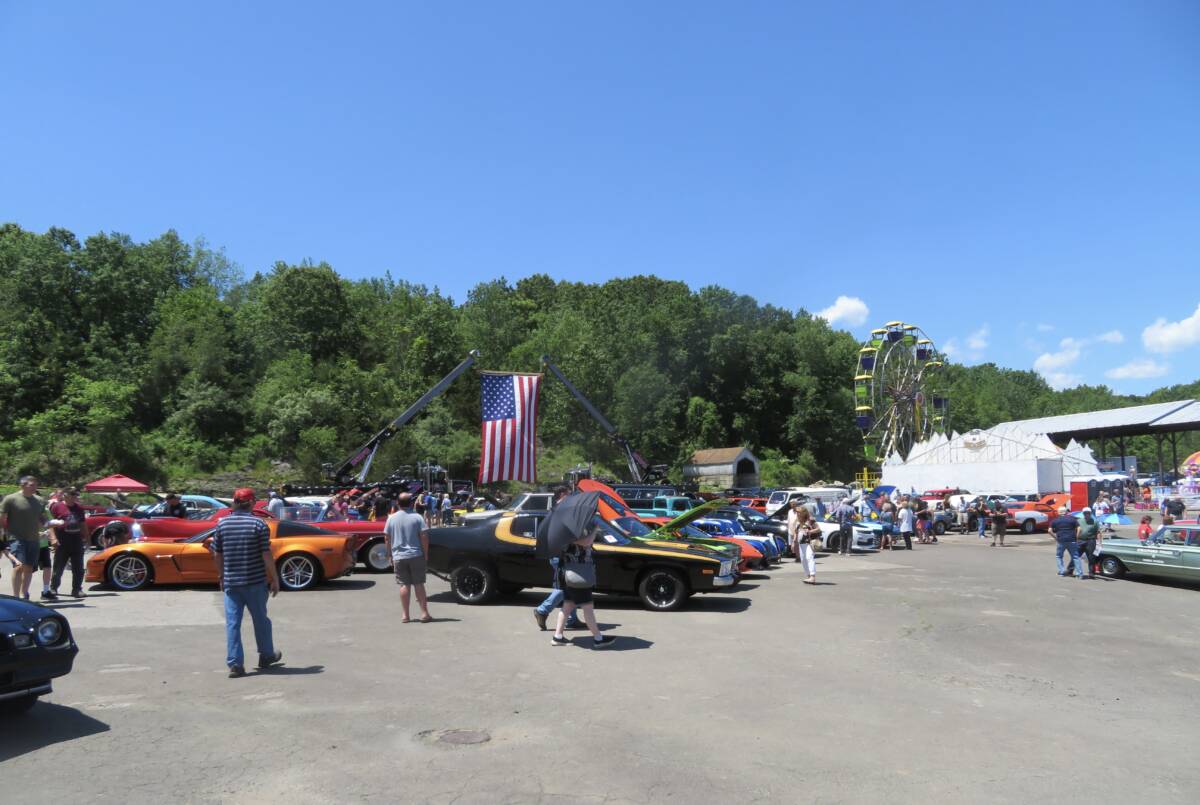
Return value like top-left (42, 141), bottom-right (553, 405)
top-left (536, 491), bottom-right (601, 559)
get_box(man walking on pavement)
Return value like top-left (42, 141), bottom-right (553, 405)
top-left (385, 493), bottom-right (433, 623)
top-left (50, 487), bottom-right (88, 598)
top-left (896, 497), bottom-right (914, 550)
top-left (212, 488), bottom-right (282, 678)
top-left (1, 476), bottom-right (54, 600)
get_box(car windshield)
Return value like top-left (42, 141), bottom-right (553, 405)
top-left (187, 528), bottom-right (215, 543)
top-left (607, 515), bottom-right (652, 538)
top-left (735, 507), bottom-right (766, 521)
top-left (592, 516), bottom-right (631, 546)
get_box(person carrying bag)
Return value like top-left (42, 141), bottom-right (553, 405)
top-left (551, 529), bottom-right (614, 649)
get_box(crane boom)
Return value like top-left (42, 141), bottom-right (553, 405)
top-left (541, 355), bottom-right (658, 484)
top-left (326, 350), bottom-right (481, 485)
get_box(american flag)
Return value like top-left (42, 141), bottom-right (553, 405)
top-left (479, 372), bottom-right (541, 484)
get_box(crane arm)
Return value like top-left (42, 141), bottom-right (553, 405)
top-left (327, 350), bottom-right (481, 485)
top-left (541, 355), bottom-right (650, 483)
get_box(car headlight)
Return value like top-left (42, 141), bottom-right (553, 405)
top-left (35, 618), bottom-right (63, 646)
top-left (720, 560), bottom-right (732, 576)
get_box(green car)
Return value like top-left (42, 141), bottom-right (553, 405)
top-left (1097, 525), bottom-right (1200, 582)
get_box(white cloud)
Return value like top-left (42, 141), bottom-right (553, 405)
top-left (815, 295), bottom-right (870, 327)
top-left (1143, 303), bottom-right (1200, 353)
top-left (966, 326), bottom-right (989, 351)
top-left (1036, 323), bottom-right (1054, 333)
top-left (1096, 330), bottom-right (1124, 344)
top-left (1105, 359), bottom-right (1169, 380)
top-left (1034, 338), bottom-right (1083, 373)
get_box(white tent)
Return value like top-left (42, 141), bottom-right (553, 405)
top-left (880, 426), bottom-right (1102, 495)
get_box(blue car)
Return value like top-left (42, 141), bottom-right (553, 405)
top-left (692, 518), bottom-right (781, 562)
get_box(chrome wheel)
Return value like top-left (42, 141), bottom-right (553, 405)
top-left (365, 541), bottom-right (391, 572)
top-left (278, 555), bottom-right (318, 591)
top-left (107, 554), bottom-right (151, 591)
top-left (639, 568), bottom-right (686, 611)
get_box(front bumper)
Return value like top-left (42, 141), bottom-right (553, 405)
top-left (0, 641), bottom-right (78, 699)
top-left (711, 572), bottom-right (736, 587)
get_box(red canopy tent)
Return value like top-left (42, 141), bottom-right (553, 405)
top-left (83, 474), bottom-right (150, 494)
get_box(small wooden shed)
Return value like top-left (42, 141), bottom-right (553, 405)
top-left (683, 447), bottom-right (760, 489)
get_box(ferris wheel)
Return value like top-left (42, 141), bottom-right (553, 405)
top-left (853, 321), bottom-right (948, 462)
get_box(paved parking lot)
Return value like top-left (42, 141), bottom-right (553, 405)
top-left (6, 528), bottom-right (1199, 803)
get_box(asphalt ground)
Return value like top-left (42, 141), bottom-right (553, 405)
top-left (5, 521), bottom-right (1199, 804)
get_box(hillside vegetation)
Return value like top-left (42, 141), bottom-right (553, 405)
top-left (2, 224), bottom-right (1195, 489)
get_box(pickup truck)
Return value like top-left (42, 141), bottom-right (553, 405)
top-left (636, 496), bottom-right (698, 519)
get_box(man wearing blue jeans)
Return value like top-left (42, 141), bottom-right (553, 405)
top-left (1049, 507), bottom-right (1085, 579)
top-left (533, 556), bottom-right (579, 630)
top-left (212, 488), bottom-right (282, 677)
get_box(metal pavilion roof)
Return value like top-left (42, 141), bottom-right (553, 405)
top-left (997, 400), bottom-right (1198, 441)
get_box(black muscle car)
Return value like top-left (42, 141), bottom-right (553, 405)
top-left (1, 594), bottom-right (79, 714)
top-left (427, 512), bottom-right (737, 611)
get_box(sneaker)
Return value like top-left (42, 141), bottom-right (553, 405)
top-left (71, 590), bottom-right (86, 599)
top-left (533, 610), bottom-right (548, 631)
top-left (228, 665), bottom-right (246, 678)
top-left (41, 590), bottom-right (58, 601)
top-left (256, 650), bottom-right (283, 670)
top-left (592, 635), bottom-right (616, 649)
top-left (551, 635), bottom-right (570, 646)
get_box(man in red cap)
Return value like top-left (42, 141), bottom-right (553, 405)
top-left (212, 488), bottom-right (282, 677)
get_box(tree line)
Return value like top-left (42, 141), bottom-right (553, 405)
top-left (1, 223), bottom-right (1195, 490)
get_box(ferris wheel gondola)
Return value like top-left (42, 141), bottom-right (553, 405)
top-left (853, 322), bottom-right (948, 462)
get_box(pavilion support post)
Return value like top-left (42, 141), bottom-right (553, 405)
top-left (1170, 432), bottom-right (1178, 480)
top-left (1119, 436), bottom-right (1127, 472)
top-left (1156, 435), bottom-right (1165, 483)
top-left (1099, 436), bottom-right (1107, 465)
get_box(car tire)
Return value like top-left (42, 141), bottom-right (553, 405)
top-left (361, 540), bottom-right (391, 573)
top-left (277, 553), bottom-right (321, 591)
top-left (0, 693), bottom-right (39, 715)
top-left (638, 568), bottom-right (688, 612)
top-left (934, 521), bottom-right (946, 536)
top-left (105, 553), bottom-right (152, 591)
top-left (1099, 556), bottom-right (1126, 579)
top-left (826, 533), bottom-right (841, 553)
top-left (90, 528), bottom-right (107, 550)
top-left (449, 561), bottom-right (498, 605)
top-left (1021, 519), bottom-right (1036, 535)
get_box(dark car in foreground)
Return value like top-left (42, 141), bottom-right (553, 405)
top-left (426, 511), bottom-right (737, 611)
top-left (1, 595), bottom-right (79, 714)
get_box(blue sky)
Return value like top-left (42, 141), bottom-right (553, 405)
top-left (2, 1), bottom-right (1197, 394)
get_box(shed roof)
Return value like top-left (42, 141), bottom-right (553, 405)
top-left (998, 400), bottom-right (1197, 440)
top-left (689, 447), bottom-right (755, 466)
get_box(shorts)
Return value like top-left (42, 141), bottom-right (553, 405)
top-left (11, 539), bottom-right (41, 568)
top-left (563, 586), bottom-right (593, 605)
top-left (393, 556), bottom-right (427, 585)
top-left (38, 546), bottom-right (52, 569)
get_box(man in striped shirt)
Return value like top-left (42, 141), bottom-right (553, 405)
top-left (212, 488), bottom-right (282, 678)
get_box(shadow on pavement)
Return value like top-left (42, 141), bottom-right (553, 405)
top-left (259, 665), bottom-right (325, 676)
top-left (309, 579), bottom-right (376, 592)
top-left (0, 701), bottom-right (110, 762)
top-left (427, 590), bottom-right (751, 614)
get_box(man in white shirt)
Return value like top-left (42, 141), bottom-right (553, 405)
top-left (896, 500), bottom-right (914, 550)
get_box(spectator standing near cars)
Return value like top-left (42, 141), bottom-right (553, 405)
top-left (896, 498), bottom-right (914, 550)
top-left (165, 492), bottom-right (188, 518)
top-left (266, 491), bottom-right (285, 519)
top-left (385, 493), bottom-right (433, 623)
top-left (212, 488), bottom-right (282, 678)
top-left (833, 497), bottom-right (856, 556)
top-left (990, 499), bottom-right (1008, 547)
top-left (794, 506), bottom-right (820, 583)
top-left (1, 477), bottom-right (52, 600)
top-left (1165, 497), bottom-right (1185, 523)
top-left (1076, 508), bottom-right (1100, 579)
top-left (1137, 515), bottom-right (1154, 541)
top-left (50, 487), bottom-right (88, 598)
top-left (1050, 506), bottom-right (1085, 579)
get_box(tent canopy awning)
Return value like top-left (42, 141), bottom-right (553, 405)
top-left (83, 474), bottom-right (150, 493)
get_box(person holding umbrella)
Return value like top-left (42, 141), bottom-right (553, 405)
top-left (537, 491), bottom-right (615, 649)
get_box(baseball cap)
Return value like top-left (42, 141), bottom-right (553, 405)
top-left (1082, 507), bottom-right (1092, 513)
top-left (64, 487), bottom-right (80, 496)
top-left (233, 488), bottom-right (257, 503)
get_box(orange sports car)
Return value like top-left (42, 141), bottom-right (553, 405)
top-left (85, 520), bottom-right (356, 592)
